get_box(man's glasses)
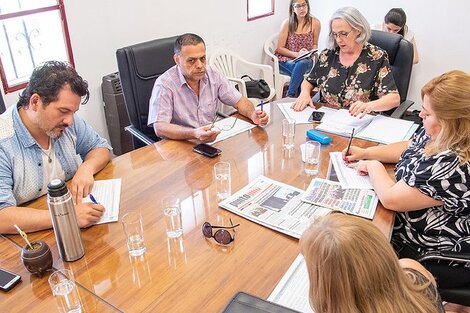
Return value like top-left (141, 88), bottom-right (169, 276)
top-left (293, 3), bottom-right (308, 9)
top-left (210, 114), bottom-right (238, 131)
top-left (202, 219), bottom-right (240, 245)
top-left (330, 30), bottom-right (353, 40)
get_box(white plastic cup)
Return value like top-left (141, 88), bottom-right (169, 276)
top-left (282, 118), bottom-right (296, 149)
top-left (48, 269), bottom-right (81, 313)
top-left (122, 212), bottom-right (146, 257)
top-left (304, 140), bottom-right (321, 175)
top-left (162, 196), bottom-right (183, 238)
top-left (214, 162), bottom-right (231, 201)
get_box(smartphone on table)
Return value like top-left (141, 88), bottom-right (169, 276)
top-left (193, 143), bottom-right (221, 158)
top-left (0, 268), bottom-right (21, 292)
top-left (308, 111), bottom-right (325, 123)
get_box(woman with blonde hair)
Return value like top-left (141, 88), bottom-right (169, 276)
top-left (300, 213), bottom-right (444, 313)
top-left (345, 70), bottom-right (470, 289)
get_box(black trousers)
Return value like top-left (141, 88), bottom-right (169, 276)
top-left (392, 239), bottom-right (470, 289)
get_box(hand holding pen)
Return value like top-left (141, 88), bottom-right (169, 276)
top-left (343, 128), bottom-right (355, 163)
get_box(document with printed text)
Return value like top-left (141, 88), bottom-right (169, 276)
top-left (83, 178), bottom-right (122, 224)
top-left (301, 178), bottom-right (378, 219)
top-left (268, 254), bottom-right (314, 313)
top-left (219, 175), bottom-right (331, 239)
top-left (329, 152), bottom-right (373, 189)
top-left (210, 116), bottom-right (256, 144)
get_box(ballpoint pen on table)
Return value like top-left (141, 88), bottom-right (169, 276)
top-left (345, 128), bottom-right (355, 157)
top-left (89, 194), bottom-right (99, 205)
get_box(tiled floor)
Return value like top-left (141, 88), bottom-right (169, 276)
top-left (444, 303), bottom-right (470, 313)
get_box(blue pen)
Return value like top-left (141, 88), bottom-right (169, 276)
top-left (260, 100), bottom-right (264, 112)
top-left (89, 194), bottom-right (99, 204)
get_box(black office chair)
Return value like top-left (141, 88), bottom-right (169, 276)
top-left (418, 251), bottom-right (470, 306)
top-left (368, 30), bottom-right (414, 118)
top-left (0, 92), bottom-right (6, 114)
top-left (116, 36), bottom-right (178, 149)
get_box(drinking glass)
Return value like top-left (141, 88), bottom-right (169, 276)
top-left (282, 118), bottom-right (296, 149)
top-left (162, 196), bottom-right (183, 238)
top-left (122, 212), bottom-right (146, 257)
top-left (48, 269), bottom-right (81, 313)
top-left (304, 140), bottom-right (321, 175)
top-left (214, 162), bottom-right (231, 201)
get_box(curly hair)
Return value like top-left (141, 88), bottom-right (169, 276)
top-left (17, 61), bottom-right (89, 108)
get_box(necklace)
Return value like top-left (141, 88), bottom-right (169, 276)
top-left (40, 139), bottom-right (53, 163)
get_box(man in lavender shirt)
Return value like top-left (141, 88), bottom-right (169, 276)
top-left (148, 33), bottom-right (269, 143)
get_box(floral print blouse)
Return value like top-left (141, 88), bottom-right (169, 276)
top-left (305, 43), bottom-right (398, 108)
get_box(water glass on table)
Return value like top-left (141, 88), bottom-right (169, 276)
top-left (162, 196), bottom-right (183, 238)
top-left (282, 118), bottom-right (296, 150)
top-left (304, 140), bottom-right (321, 175)
top-left (214, 162), bottom-right (231, 201)
top-left (122, 212), bottom-right (146, 257)
top-left (48, 269), bottom-right (81, 313)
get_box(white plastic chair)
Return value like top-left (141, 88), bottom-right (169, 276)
top-left (209, 50), bottom-right (276, 105)
top-left (263, 33), bottom-right (291, 100)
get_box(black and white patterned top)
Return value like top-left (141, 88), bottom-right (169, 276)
top-left (393, 128), bottom-right (470, 255)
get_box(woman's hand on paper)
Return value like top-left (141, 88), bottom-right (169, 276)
top-left (349, 101), bottom-right (372, 118)
top-left (292, 93), bottom-right (313, 111)
top-left (347, 160), bottom-right (372, 176)
top-left (297, 48), bottom-right (308, 57)
top-left (342, 146), bottom-right (367, 163)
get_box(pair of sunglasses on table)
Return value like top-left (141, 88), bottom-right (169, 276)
top-left (202, 218), bottom-right (240, 245)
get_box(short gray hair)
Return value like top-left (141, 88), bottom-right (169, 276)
top-left (327, 7), bottom-right (371, 49)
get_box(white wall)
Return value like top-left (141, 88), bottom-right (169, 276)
top-left (3, 0), bottom-right (469, 140)
top-left (2, 0), bottom-right (290, 140)
top-left (312, 0), bottom-right (470, 110)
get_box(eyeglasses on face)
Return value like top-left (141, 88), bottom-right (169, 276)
top-left (202, 219), bottom-right (240, 245)
top-left (330, 30), bottom-right (353, 40)
top-left (293, 3), bottom-right (308, 9)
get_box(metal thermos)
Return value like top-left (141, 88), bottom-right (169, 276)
top-left (47, 179), bottom-right (85, 262)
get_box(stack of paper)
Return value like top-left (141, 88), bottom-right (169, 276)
top-left (315, 109), bottom-right (375, 136)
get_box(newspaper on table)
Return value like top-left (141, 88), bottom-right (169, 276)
top-left (301, 178), bottom-right (378, 219)
top-left (218, 175), bottom-right (331, 239)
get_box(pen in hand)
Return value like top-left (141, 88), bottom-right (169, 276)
top-left (89, 194), bottom-right (99, 205)
top-left (345, 128), bottom-right (355, 158)
top-left (260, 100), bottom-right (264, 112)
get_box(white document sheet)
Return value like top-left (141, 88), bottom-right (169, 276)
top-left (355, 115), bottom-right (418, 144)
top-left (329, 152), bottom-right (373, 189)
top-left (83, 178), bottom-right (122, 224)
top-left (209, 116), bottom-right (256, 144)
top-left (268, 254), bottom-right (314, 313)
top-left (277, 102), bottom-right (315, 124)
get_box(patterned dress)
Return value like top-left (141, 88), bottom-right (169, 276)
top-left (305, 43), bottom-right (398, 108)
top-left (275, 31), bottom-right (314, 62)
top-left (393, 128), bottom-right (470, 257)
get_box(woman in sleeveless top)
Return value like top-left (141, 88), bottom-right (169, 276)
top-left (275, 0), bottom-right (321, 97)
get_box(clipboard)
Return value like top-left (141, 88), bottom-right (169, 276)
top-left (292, 49), bottom-right (317, 62)
top-left (222, 292), bottom-right (301, 313)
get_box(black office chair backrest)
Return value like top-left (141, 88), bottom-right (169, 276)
top-left (116, 36), bottom-right (177, 149)
top-left (0, 92), bottom-right (6, 114)
top-left (368, 30), bottom-right (414, 115)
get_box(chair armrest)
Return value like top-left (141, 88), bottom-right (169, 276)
top-left (236, 59), bottom-right (275, 87)
top-left (390, 99), bottom-right (415, 119)
top-left (418, 250), bottom-right (470, 264)
top-left (227, 77), bottom-right (248, 97)
top-left (124, 125), bottom-right (156, 146)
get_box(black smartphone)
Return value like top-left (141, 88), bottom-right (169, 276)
top-left (308, 111), bottom-right (325, 122)
top-left (0, 268), bottom-right (21, 292)
top-left (193, 143), bottom-right (221, 158)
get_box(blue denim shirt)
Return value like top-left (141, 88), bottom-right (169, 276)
top-left (0, 106), bottom-right (112, 209)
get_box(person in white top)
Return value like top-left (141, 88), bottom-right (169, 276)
top-left (371, 8), bottom-right (419, 64)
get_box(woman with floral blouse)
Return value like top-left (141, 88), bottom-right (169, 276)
top-left (293, 7), bottom-right (400, 117)
top-left (345, 70), bottom-right (470, 289)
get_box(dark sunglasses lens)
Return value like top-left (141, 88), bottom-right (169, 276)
top-left (214, 229), bottom-right (232, 245)
top-left (202, 222), bottom-right (212, 238)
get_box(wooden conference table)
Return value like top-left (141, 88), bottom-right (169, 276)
top-left (2, 101), bottom-right (394, 312)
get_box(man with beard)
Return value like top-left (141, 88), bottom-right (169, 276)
top-left (0, 61), bottom-right (111, 233)
top-left (148, 33), bottom-right (269, 143)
